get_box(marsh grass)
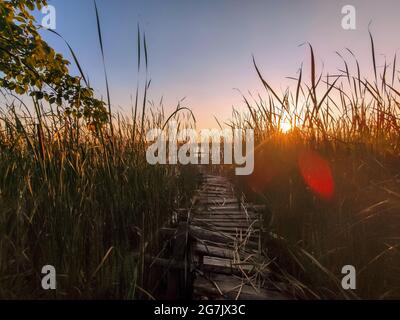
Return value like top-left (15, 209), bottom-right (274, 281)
top-left (1, 0), bottom-right (399, 299)
top-left (232, 39), bottom-right (400, 299)
top-left (0, 1), bottom-right (199, 298)
top-left (0, 93), bottom-right (200, 298)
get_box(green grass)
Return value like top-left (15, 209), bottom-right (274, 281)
top-left (0, 100), bottom-right (198, 298)
top-left (0, 0), bottom-right (199, 298)
top-left (0, 0), bottom-right (201, 299)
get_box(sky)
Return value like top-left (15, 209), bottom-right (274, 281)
top-left (37, 0), bottom-right (400, 128)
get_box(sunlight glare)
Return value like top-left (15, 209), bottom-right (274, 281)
top-left (280, 122), bottom-right (292, 133)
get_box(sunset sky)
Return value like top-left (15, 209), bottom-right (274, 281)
top-left (39, 0), bottom-right (400, 128)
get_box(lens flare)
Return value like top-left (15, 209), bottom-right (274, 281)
top-left (298, 150), bottom-right (334, 200)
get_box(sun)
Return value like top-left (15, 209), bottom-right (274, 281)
top-left (280, 121), bottom-right (292, 133)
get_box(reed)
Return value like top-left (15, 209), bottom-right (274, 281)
top-left (0, 96), bottom-right (198, 299)
top-left (0, 0), bottom-right (198, 298)
top-left (232, 41), bottom-right (400, 299)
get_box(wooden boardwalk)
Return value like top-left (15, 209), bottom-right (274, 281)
top-left (179, 174), bottom-right (287, 300)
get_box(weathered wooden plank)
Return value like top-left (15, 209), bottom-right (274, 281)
top-left (201, 190), bottom-right (231, 195)
top-left (192, 218), bottom-right (257, 225)
top-left (195, 239), bottom-right (257, 253)
top-left (194, 216), bottom-right (257, 221)
top-left (195, 209), bottom-right (254, 213)
top-left (198, 196), bottom-right (237, 201)
top-left (192, 221), bottom-right (259, 232)
top-left (198, 237), bottom-right (260, 251)
top-left (191, 221), bottom-right (258, 233)
top-left (207, 230), bottom-right (260, 242)
top-left (193, 275), bottom-right (288, 300)
top-left (189, 225), bottom-right (236, 243)
top-left (201, 256), bottom-right (254, 274)
top-left (199, 191), bottom-right (232, 195)
top-left (194, 243), bottom-right (253, 260)
top-left (194, 214), bottom-right (254, 219)
top-left (198, 201), bottom-right (239, 206)
top-left (208, 205), bottom-right (245, 211)
top-left (195, 210), bottom-right (257, 216)
top-left (208, 203), bottom-right (260, 213)
top-left (212, 273), bottom-right (290, 295)
top-left (202, 187), bottom-right (230, 192)
top-left (194, 243), bottom-right (236, 259)
top-left (198, 188), bottom-right (231, 192)
top-left (190, 228), bottom-right (259, 249)
top-left (198, 196), bottom-right (237, 200)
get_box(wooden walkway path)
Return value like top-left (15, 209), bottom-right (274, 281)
top-left (178, 174), bottom-right (287, 300)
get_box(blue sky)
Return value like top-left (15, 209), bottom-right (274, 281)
top-left (38, 0), bottom-right (400, 127)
